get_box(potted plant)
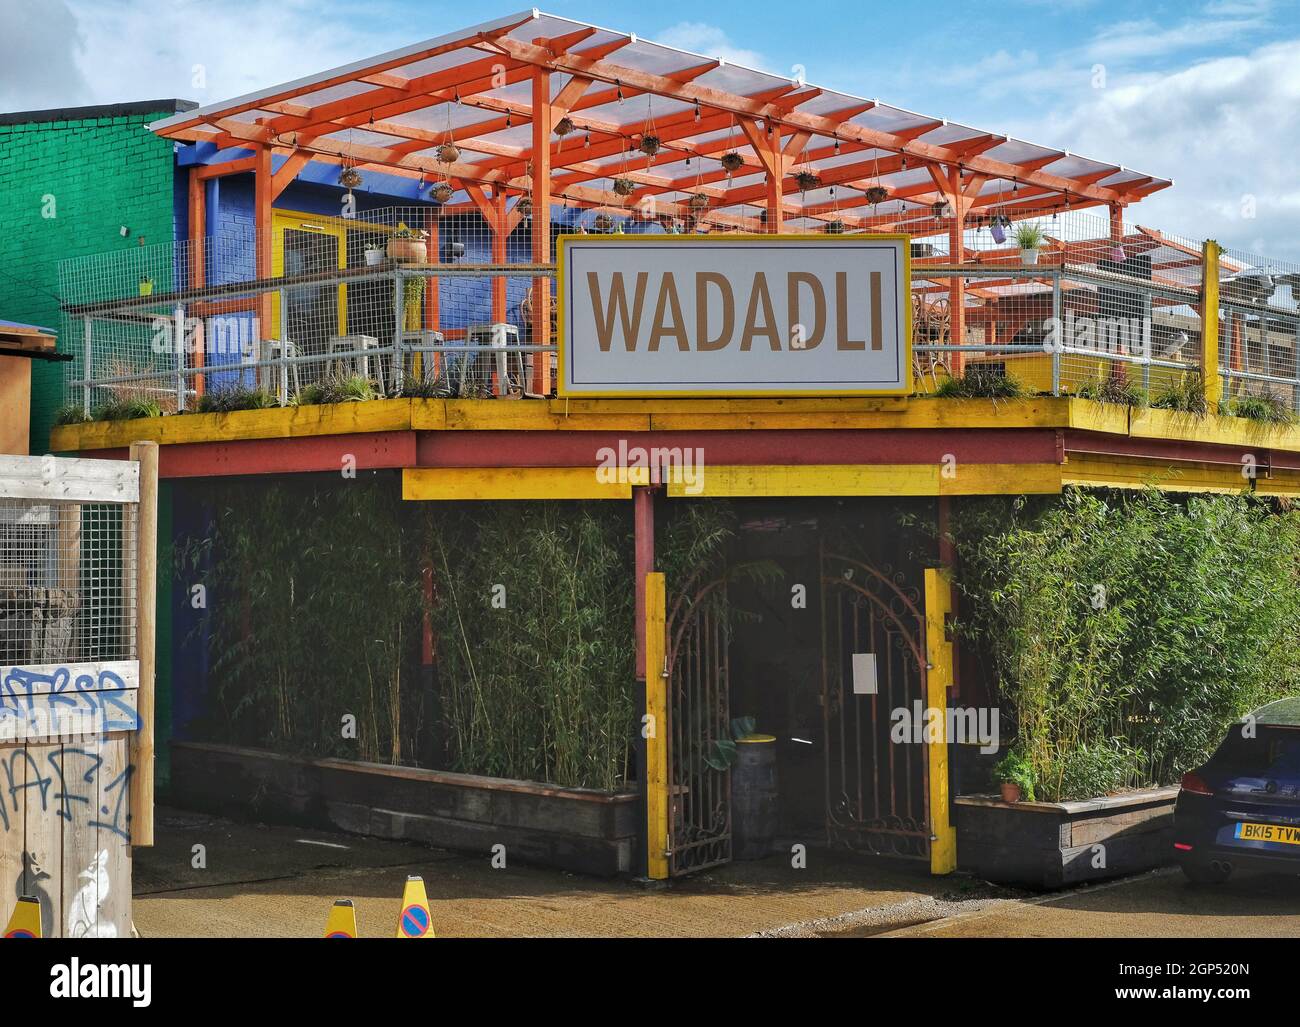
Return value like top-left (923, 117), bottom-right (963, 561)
top-left (689, 192), bottom-right (709, 211)
top-left (436, 142), bottom-right (460, 165)
top-left (592, 213), bottom-right (615, 233)
top-left (1015, 222), bottom-right (1046, 266)
top-left (338, 166), bottom-right (363, 189)
top-left (864, 185), bottom-right (889, 205)
top-left (431, 182), bottom-right (454, 204)
top-left (554, 116), bottom-right (575, 138)
top-left (402, 275), bottom-right (424, 332)
top-left (612, 177), bottom-right (636, 197)
top-left (364, 243), bottom-right (385, 267)
top-left (994, 747), bottom-right (1036, 803)
top-left (825, 219), bottom-right (845, 235)
top-left (638, 134), bottom-right (660, 158)
top-left (793, 170), bottom-right (821, 193)
top-left (719, 151), bottom-right (745, 177)
top-left (138, 274), bottom-right (154, 297)
top-left (386, 222), bottom-right (428, 263)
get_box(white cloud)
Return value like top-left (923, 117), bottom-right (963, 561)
top-left (653, 22), bottom-right (768, 71)
top-left (1030, 39), bottom-right (1300, 260)
top-left (1, 0), bottom-right (411, 112)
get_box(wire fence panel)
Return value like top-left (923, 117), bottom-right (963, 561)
top-left (56, 201), bottom-right (1300, 409)
top-left (0, 500), bottom-right (137, 667)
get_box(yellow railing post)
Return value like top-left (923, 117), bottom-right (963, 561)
top-left (644, 572), bottom-right (670, 880)
top-left (924, 567), bottom-right (957, 875)
top-left (1202, 240), bottom-right (1223, 410)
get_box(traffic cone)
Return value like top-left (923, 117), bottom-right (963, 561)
top-left (3, 897), bottom-right (42, 938)
top-left (323, 899), bottom-right (358, 938)
top-left (395, 876), bottom-right (434, 938)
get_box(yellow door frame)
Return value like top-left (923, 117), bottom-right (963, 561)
top-left (271, 210), bottom-right (350, 339)
top-left (644, 572), bottom-right (670, 880)
top-left (924, 567), bottom-right (957, 874)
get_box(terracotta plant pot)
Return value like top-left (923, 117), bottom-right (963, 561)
top-left (1000, 781), bottom-right (1023, 803)
top-left (387, 238), bottom-right (427, 264)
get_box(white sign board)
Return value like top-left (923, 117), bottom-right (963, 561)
top-left (557, 234), bottom-right (912, 397)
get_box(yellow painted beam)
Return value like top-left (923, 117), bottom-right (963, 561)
top-left (924, 568), bottom-right (956, 876)
top-left (402, 466), bottom-right (631, 500)
top-left (1129, 407), bottom-right (1300, 450)
top-left (644, 571), bottom-right (670, 881)
top-left (1062, 454), bottom-right (1252, 494)
top-left (666, 463), bottom-right (1064, 498)
top-left (1202, 240), bottom-right (1223, 410)
top-left (51, 398), bottom-right (419, 451)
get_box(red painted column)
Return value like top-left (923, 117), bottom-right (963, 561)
top-left (634, 485), bottom-right (656, 680)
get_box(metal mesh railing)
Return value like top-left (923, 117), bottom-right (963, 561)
top-left (60, 205), bottom-right (558, 411)
top-left (57, 201), bottom-right (1300, 411)
top-left (0, 500), bottom-right (137, 664)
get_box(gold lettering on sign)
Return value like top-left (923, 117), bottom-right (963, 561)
top-left (740, 272), bottom-right (781, 351)
top-left (836, 271), bottom-right (865, 351)
top-left (588, 271), bottom-right (649, 352)
top-left (695, 272), bottom-right (734, 352)
top-left (787, 271), bottom-right (826, 351)
top-left (648, 272), bottom-right (689, 351)
top-left (871, 271), bottom-right (883, 351)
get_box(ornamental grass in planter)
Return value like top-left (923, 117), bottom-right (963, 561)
top-left (951, 487), bottom-right (1300, 804)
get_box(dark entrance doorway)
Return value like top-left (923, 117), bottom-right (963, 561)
top-left (661, 498), bottom-right (935, 877)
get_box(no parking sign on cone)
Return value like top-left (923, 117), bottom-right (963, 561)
top-left (396, 876), bottom-right (434, 939)
top-left (3, 897), bottom-right (42, 938)
top-left (323, 899), bottom-right (358, 939)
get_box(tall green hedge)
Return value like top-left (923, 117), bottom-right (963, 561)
top-left (955, 488), bottom-right (1300, 801)
top-left (180, 482), bottom-right (640, 790)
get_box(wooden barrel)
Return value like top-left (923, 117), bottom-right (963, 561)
top-left (731, 734), bottom-right (778, 860)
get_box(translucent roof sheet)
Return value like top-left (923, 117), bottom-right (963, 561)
top-left (150, 8), bottom-right (1172, 218)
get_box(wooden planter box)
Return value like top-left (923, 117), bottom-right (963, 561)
top-left (954, 786), bottom-right (1179, 890)
top-left (170, 742), bottom-right (639, 876)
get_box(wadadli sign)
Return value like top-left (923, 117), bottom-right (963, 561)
top-left (556, 234), bottom-right (911, 397)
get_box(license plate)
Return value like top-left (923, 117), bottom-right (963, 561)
top-left (1235, 822), bottom-right (1300, 844)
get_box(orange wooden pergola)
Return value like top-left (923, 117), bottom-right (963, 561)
top-left (149, 9), bottom-right (1173, 391)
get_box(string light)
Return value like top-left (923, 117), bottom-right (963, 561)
top-left (694, 98), bottom-right (701, 123)
top-left (616, 80), bottom-right (624, 105)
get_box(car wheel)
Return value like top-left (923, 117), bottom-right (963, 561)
top-left (1180, 860), bottom-right (1231, 885)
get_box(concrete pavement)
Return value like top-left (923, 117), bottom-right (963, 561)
top-left (134, 807), bottom-right (1300, 938)
top-left (132, 807), bottom-right (1018, 938)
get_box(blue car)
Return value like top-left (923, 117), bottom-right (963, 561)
top-left (1173, 697), bottom-right (1300, 884)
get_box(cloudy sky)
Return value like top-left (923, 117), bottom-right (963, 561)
top-left (4, 0), bottom-right (1296, 259)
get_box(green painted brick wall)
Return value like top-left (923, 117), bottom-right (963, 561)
top-left (0, 111), bottom-right (178, 453)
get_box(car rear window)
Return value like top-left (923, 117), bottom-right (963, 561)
top-left (1213, 727), bottom-right (1300, 774)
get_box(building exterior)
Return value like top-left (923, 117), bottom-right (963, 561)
top-left (22, 11), bottom-right (1300, 880)
top-left (0, 100), bottom-right (196, 453)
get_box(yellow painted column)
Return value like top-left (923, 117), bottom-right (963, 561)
top-left (644, 572), bottom-right (670, 880)
top-left (924, 567), bottom-right (957, 875)
top-left (1202, 240), bottom-right (1223, 410)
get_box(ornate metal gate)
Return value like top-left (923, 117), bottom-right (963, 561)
top-left (820, 549), bottom-right (931, 860)
top-left (664, 576), bottom-right (731, 876)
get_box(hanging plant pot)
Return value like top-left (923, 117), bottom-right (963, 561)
top-left (864, 185), bottom-right (889, 205)
top-left (431, 182), bottom-right (454, 204)
top-left (638, 135), bottom-right (661, 157)
top-left (612, 177), bottom-right (636, 197)
top-left (689, 192), bottom-right (710, 211)
top-left (593, 213), bottom-right (615, 233)
top-left (825, 220), bottom-right (845, 235)
top-left (931, 200), bottom-right (953, 219)
top-left (338, 167), bottom-right (363, 189)
top-left (720, 151), bottom-right (745, 175)
top-left (554, 116), bottom-right (575, 137)
top-left (516, 197), bottom-right (532, 217)
top-left (436, 143), bottom-right (460, 165)
top-left (793, 170), bottom-right (821, 193)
